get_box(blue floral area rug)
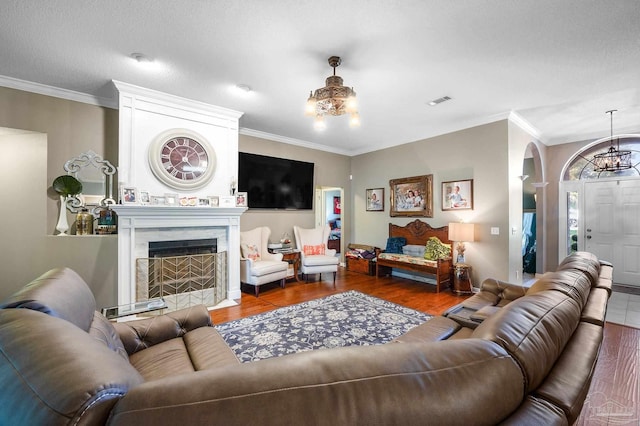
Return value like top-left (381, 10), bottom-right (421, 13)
top-left (215, 290), bottom-right (431, 362)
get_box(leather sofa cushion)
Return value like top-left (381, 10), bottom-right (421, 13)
top-left (89, 311), bottom-right (129, 360)
top-left (393, 316), bottom-right (461, 343)
top-left (448, 326), bottom-right (474, 340)
top-left (0, 309), bottom-right (143, 426)
top-left (534, 321), bottom-right (603, 424)
top-left (557, 252), bottom-right (600, 286)
top-left (472, 291), bottom-right (582, 392)
top-left (581, 287), bottom-right (609, 326)
top-left (500, 395), bottom-right (569, 426)
top-left (184, 326), bottom-right (240, 370)
top-left (0, 267), bottom-right (96, 332)
top-left (128, 327), bottom-right (239, 381)
top-left (527, 270), bottom-right (592, 309)
top-left (470, 305), bottom-right (502, 322)
top-left (129, 337), bottom-right (197, 380)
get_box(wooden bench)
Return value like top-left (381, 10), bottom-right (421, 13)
top-left (376, 219), bottom-right (453, 292)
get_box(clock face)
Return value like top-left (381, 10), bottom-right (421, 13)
top-left (149, 129), bottom-right (216, 190)
top-left (160, 137), bottom-right (208, 181)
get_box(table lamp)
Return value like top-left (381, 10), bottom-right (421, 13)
top-left (448, 222), bottom-right (475, 263)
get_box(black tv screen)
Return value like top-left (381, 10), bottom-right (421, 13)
top-left (238, 152), bottom-right (314, 210)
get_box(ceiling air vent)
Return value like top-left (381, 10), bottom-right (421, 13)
top-left (428, 96), bottom-right (452, 106)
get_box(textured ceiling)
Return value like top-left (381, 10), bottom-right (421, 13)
top-left (1, 0), bottom-right (639, 155)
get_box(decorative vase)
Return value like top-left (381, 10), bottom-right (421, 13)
top-left (56, 195), bottom-right (69, 236)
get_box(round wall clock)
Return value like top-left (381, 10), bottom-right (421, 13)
top-left (148, 128), bottom-right (217, 191)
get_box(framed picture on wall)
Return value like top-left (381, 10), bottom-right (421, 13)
top-left (333, 196), bottom-right (341, 214)
top-left (441, 179), bottom-right (474, 210)
top-left (366, 188), bottom-right (384, 211)
top-left (389, 175), bottom-right (433, 217)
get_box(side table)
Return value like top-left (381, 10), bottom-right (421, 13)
top-left (280, 251), bottom-right (301, 282)
top-left (452, 263), bottom-right (473, 295)
top-left (101, 297), bottom-right (167, 321)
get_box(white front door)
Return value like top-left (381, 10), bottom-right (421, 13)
top-left (585, 179), bottom-right (640, 286)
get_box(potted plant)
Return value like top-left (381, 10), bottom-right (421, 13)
top-left (52, 175), bottom-right (82, 235)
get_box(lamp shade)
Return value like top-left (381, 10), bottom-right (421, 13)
top-left (448, 222), bottom-right (474, 242)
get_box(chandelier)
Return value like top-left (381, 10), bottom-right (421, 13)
top-left (593, 109), bottom-right (632, 173)
top-left (305, 56), bottom-right (359, 130)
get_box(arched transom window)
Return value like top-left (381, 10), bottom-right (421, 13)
top-left (564, 136), bottom-right (640, 180)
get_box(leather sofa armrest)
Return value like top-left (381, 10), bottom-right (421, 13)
top-left (113, 305), bottom-right (212, 355)
top-left (478, 278), bottom-right (528, 304)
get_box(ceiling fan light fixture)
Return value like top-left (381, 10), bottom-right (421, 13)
top-left (306, 56), bottom-right (359, 129)
top-left (305, 91), bottom-right (317, 116)
top-left (349, 112), bottom-right (361, 128)
top-left (314, 114), bottom-right (326, 131)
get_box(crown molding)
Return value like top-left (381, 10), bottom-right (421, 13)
top-left (508, 111), bottom-right (544, 142)
top-left (0, 74), bottom-right (118, 109)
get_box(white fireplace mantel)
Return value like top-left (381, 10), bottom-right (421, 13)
top-left (112, 205), bottom-right (246, 306)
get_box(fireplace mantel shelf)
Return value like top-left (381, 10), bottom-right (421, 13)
top-left (112, 205), bottom-right (247, 218)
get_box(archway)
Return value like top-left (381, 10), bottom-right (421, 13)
top-left (522, 142), bottom-right (546, 276)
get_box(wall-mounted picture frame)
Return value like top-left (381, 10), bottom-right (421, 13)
top-left (442, 179), bottom-right (474, 211)
top-left (121, 186), bottom-right (138, 204)
top-left (366, 188), bottom-right (384, 211)
top-left (333, 196), bottom-right (341, 214)
top-left (208, 196), bottom-right (220, 207)
top-left (236, 192), bottom-right (248, 207)
top-left (389, 174), bottom-right (433, 217)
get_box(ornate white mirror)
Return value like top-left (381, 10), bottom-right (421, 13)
top-left (64, 150), bottom-right (116, 215)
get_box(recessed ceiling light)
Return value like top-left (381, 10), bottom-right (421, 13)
top-left (230, 84), bottom-right (253, 97)
top-left (130, 52), bottom-right (153, 64)
top-left (428, 96), bottom-right (452, 106)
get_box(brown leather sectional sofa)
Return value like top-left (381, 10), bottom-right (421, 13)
top-left (0, 252), bottom-right (611, 425)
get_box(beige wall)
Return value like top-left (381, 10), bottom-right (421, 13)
top-left (350, 121), bottom-right (513, 285)
top-left (0, 87), bottom-right (119, 307)
top-left (2, 84), bottom-right (585, 302)
top-left (238, 134), bottom-right (351, 248)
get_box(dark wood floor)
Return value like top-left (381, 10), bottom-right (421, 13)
top-left (210, 267), bottom-right (640, 426)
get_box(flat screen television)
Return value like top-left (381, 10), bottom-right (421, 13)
top-left (238, 152), bottom-right (314, 210)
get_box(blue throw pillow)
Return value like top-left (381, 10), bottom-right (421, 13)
top-left (385, 237), bottom-right (407, 254)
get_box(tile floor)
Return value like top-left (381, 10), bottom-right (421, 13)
top-left (606, 291), bottom-right (640, 328)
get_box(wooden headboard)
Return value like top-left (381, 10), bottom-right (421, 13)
top-left (388, 219), bottom-right (451, 246)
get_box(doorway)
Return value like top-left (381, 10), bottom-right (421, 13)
top-left (584, 179), bottom-right (640, 286)
top-left (316, 187), bottom-right (344, 260)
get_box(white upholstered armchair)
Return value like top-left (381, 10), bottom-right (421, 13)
top-left (240, 227), bottom-right (289, 296)
top-left (293, 225), bottom-right (339, 284)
